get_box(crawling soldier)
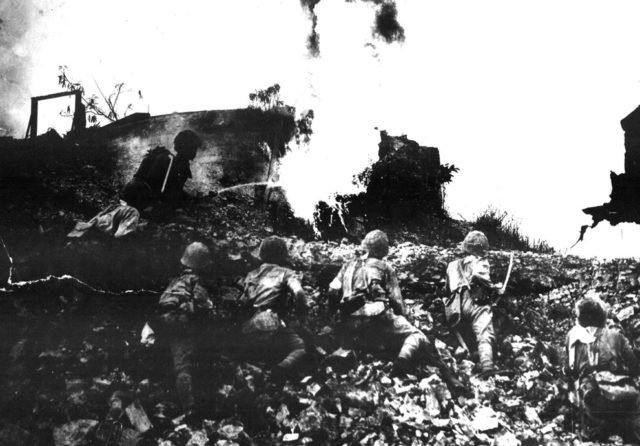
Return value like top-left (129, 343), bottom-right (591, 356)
top-left (238, 236), bottom-right (310, 380)
top-left (330, 230), bottom-right (465, 393)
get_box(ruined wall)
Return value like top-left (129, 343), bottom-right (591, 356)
top-left (315, 131), bottom-right (449, 239)
top-left (82, 108), bottom-right (295, 195)
top-left (623, 105), bottom-right (640, 176)
top-left (584, 105), bottom-right (640, 225)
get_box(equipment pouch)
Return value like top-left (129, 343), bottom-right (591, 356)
top-left (339, 294), bottom-right (366, 316)
top-left (444, 290), bottom-right (463, 327)
top-left (582, 371), bottom-right (640, 413)
top-left (350, 301), bottom-right (386, 317)
top-left (242, 309), bottom-right (282, 334)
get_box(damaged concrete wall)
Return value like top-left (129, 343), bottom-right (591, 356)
top-left (82, 108), bottom-right (295, 195)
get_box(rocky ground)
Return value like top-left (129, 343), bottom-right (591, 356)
top-left (2, 139), bottom-right (640, 445)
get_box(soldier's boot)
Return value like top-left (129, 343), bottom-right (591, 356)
top-left (278, 347), bottom-right (307, 369)
top-left (176, 372), bottom-right (196, 415)
top-left (272, 332), bottom-right (307, 382)
top-left (477, 340), bottom-right (496, 375)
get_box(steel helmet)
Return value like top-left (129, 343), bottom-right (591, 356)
top-left (180, 242), bottom-right (212, 270)
top-left (259, 236), bottom-right (289, 264)
top-left (461, 230), bottom-right (489, 256)
top-left (576, 296), bottom-right (607, 328)
top-left (362, 229), bottom-right (389, 258)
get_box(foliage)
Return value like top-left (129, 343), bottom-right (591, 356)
top-left (438, 163), bottom-right (459, 184)
top-left (57, 66), bottom-right (135, 125)
top-left (295, 109), bottom-right (314, 144)
top-left (472, 206), bottom-right (554, 253)
top-left (249, 84), bottom-right (287, 112)
top-left (248, 83), bottom-right (314, 147)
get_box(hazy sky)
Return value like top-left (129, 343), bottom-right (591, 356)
top-left (4, 0), bottom-right (640, 258)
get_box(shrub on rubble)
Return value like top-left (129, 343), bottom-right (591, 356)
top-left (472, 207), bottom-right (554, 253)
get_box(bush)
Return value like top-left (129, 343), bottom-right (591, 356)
top-left (472, 207), bottom-right (554, 253)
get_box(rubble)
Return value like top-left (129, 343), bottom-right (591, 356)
top-left (3, 133), bottom-right (640, 445)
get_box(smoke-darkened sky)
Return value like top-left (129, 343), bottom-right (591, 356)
top-left (3, 0), bottom-right (640, 258)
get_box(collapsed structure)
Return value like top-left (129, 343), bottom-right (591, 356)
top-left (584, 105), bottom-right (640, 225)
top-left (315, 131), bottom-right (458, 239)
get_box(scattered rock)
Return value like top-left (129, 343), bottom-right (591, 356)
top-left (53, 419), bottom-right (99, 446)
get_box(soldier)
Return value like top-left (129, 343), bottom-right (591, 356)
top-left (329, 230), bottom-right (465, 392)
top-left (238, 236), bottom-right (309, 380)
top-left (120, 129), bottom-right (203, 211)
top-left (156, 242), bottom-right (214, 420)
top-left (445, 230), bottom-right (502, 375)
top-left (565, 296), bottom-right (640, 442)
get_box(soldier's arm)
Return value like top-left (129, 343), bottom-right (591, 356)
top-left (286, 273), bottom-right (309, 313)
top-left (386, 266), bottom-right (405, 316)
top-left (471, 258), bottom-right (504, 294)
top-left (193, 278), bottom-right (214, 313)
top-left (619, 333), bottom-right (639, 377)
top-left (329, 265), bottom-right (344, 292)
top-left (327, 264), bottom-right (346, 310)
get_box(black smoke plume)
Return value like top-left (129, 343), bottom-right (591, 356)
top-left (300, 0), bottom-right (321, 57)
top-left (373, 1), bottom-right (405, 44)
top-left (300, 0), bottom-right (404, 57)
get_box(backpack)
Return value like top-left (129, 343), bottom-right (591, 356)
top-left (574, 337), bottom-right (640, 413)
top-left (134, 146), bottom-right (170, 183)
top-left (339, 259), bottom-right (386, 317)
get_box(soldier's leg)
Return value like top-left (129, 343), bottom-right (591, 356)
top-left (469, 304), bottom-right (496, 372)
top-left (384, 313), bottom-right (465, 391)
top-left (620, 396), bottom-right (640, 444)
top-left (169, 336), bottom-right (196, 413)
top-left (276, 328), bottom-right (307, 370)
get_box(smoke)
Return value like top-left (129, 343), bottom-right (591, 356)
top-left (373, 2), bottom-right (405, 44)
top-left (300, 0), bottom-right (321, 57)
top-left (300, 0), bottom-right (404, 57)
top-left (0, 0), bottom-right (37, 136)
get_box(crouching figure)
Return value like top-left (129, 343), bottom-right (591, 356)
top-left (329, 230), bottom-right (464, 393)
top-left (445, 230), bottom-right (502, 375)
top-left (565, 296), bottom-right (640, 443)
top-left (156, 242), bottom-right (215, 419)
top-left (238, 236), bottom-right (309, 380)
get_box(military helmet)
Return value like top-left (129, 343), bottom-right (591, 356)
top-left (362, 229), bottom-right (389, 258)
top-left (576, 295), bottom-right (607, 328)
top-left (259, 236), bottom-right (289, 264)
top-left (461, 230), bottom-right (489, 256)
top-left (174, 130), bottom-right (203, 158)
top-left (180, 242), bottom-right (212, 270)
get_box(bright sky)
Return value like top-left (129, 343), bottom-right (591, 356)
top-left (5, 0), bottom-right (640, 258)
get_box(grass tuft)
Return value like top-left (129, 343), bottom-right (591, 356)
top-left (471, 207), bottom-right (554, 253)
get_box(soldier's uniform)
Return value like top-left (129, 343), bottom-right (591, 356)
top-left (239, 237), bottom-right (309, 376)
top-left (156, 242), bottom-right (213, 415)
top-left (445, 231), bottom-right (498, 374)
top-left (330, 256), bottom-right (427, 366)
top-left (331, 230), bottom-right (464, 392)
top-left (120, 130), bottom-right (202, 211)
top-left (565, 296), bottom-right (640, 443)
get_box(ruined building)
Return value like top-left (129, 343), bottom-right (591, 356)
top-left (584, 105), bottom-right (640, 225)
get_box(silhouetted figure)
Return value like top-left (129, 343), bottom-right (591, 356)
top-left (120, 130), bottom-right (203, 212)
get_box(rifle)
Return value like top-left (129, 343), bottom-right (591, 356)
top-left (493, 252), bottom-right (514, 307)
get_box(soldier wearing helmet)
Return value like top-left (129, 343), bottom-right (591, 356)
top-left (238, 236), bottom-right (309, 381)
top-left (156, 242), bottom-right (214, 421)
top-left (120, 129), bottom-right (203, 212)
top-left (445, 230), bottom-right (502, 375)
top-left (329, 230), bottom-right (465, 394)
top-left (565, 295), bottom-right (640, 442)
